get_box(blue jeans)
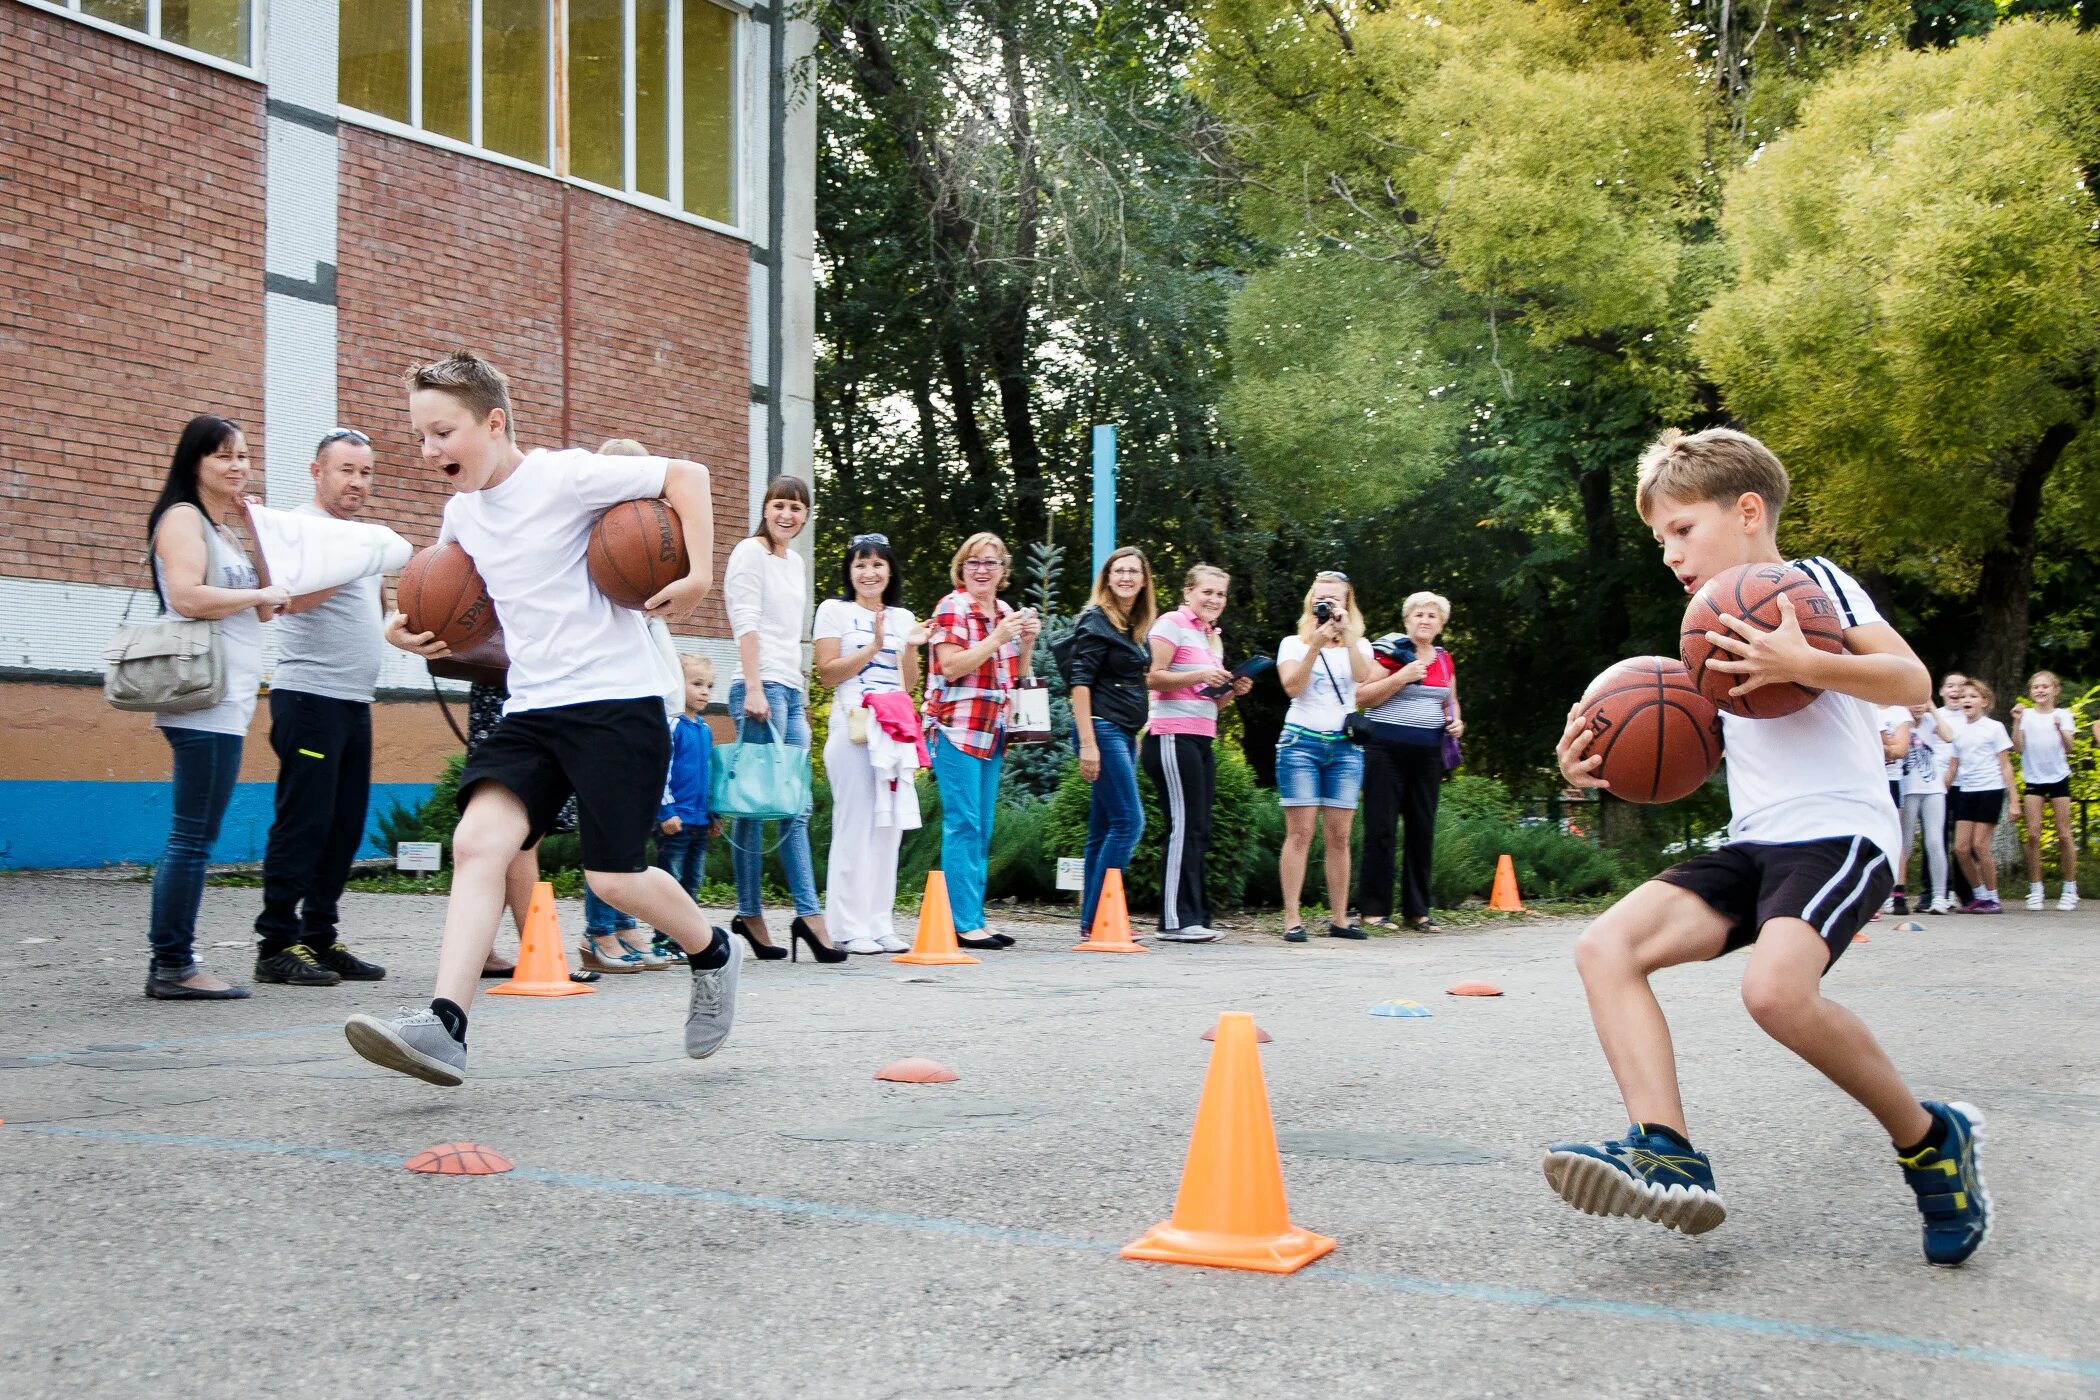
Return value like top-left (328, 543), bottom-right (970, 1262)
top-left (931, 727), bottom-right (1003, 933)
top-left (1076, 721), bottom-right (1145, 935)
top-left (583, 884), bottom-right (636, 936)
top-left (725, 679), bottom-right (820, 918)
top-left (1275, 726), bottom-right (1364, 809)
top-left (654, 826), bottom-right (710, 899)
top-left (148, 729), bottom-right (245, 975)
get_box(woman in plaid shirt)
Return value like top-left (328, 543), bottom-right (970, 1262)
top-left (924, 532), bottom-right (1041, 947)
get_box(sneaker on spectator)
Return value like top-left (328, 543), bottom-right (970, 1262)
top-left (2026, 884), bottom-right (2045, 911)
top-left (2059, 885), bottom-right (2080, 912)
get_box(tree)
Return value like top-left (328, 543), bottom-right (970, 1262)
top-left (1694, 19), bottom-right (2100, 705)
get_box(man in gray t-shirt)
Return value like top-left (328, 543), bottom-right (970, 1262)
top-left (253, 429), bottom-right (391, 986)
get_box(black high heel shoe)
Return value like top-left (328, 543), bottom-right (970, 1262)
top-left (731, 914), bottom-right (788, 962)
top-left (790, 916), bottom-right (848, 964)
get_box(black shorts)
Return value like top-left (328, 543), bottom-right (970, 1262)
top-left (1657, 837), bottom-right (1892, 971)
top-left (1949, 789), bottom-right (2006, 824)
top-left (457, 697), bottom-right (670, 871)
top-left (2022, 778), bottom-right (2071, 800)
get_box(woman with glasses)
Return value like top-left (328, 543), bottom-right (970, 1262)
top-left (924, 533), bottom-right (1041, 948)
top-left (1275, 571), bottom-right (1375, 943)
top-left (722, 475), bottom-right (843, 963)
top-left (813, 533), bottom-right (929, 954)
top-left (1066, 546), bottom-right (1157, 942)
top-left (1354, 591), bottom-right (1463, 933)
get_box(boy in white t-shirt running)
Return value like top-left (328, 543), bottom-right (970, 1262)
top-left (1552, 427), bottom-right (1988, 1267)
top-left (344, 352), bottom-right (739, 1086)
top-left (2013, 669), bottom-right (2079, 911)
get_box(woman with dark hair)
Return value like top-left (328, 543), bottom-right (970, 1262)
top-left (721, 475), bottom-right (842, 961)
top-left (813, 533), bottom-right (929, 954)
top-left (142, 415), bottom-right (289, 999)
top-left (1066, 546), bottom-right (1156, 941)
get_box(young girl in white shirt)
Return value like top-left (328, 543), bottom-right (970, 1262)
top-left (2013, 670), bottom-right (2080, 911)
top-left (1945, 679), bottom-right (2016, 914)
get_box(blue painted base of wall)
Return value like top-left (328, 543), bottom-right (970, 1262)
top-left (0, 782), bottom-right (436, 870)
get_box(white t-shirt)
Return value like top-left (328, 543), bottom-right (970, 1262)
top-left (722, 537), bottom-right (810, 692)
top-left (1720, 558), bottom-right (1901, 859)
top-left (1903, 712), bottom-right (1953, 797)
top-left (1877, 705), bottom-right (1911, 781)
top-left (439, 447), bottom-right (670, 715)
top-left (1277, 636), bottom-right (1374, 734)
top-left (813, 598), bottom-right (914, 712)
top-left (2016, 707), bottom-right (2076, 785)
top-left (1951, 716), bottom-right (2013, 792)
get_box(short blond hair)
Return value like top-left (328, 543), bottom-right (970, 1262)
top-left (679, 653), bottom-right (715, 681)
top-left (598, 437), bottom-right (648, 456)
top-left (1636, 427), bottom-right (1790, 522)
top-left (405, 350), bottom-right (517, 442)
top-left (1401, 591), bottom-right (1450, 625)
top-left (950, 532), bottom-right (1011, 588)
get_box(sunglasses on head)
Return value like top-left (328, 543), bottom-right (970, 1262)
top-left (850, 533), bottom-right (890, 548)
top-left (317, 426), bottom-right (371, 450)
top-left (1316, 570), bottom-right (1349, 583)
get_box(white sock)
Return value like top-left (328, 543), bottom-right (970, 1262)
top-left (1984, 888), bottom-right (1998, 902)
top-left (2065, 881), bottom-right (2078, 893)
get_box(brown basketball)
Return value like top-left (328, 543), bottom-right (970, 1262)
top-left (1577, 656), bottom-right (1724, 804)
top-left (1679, 562), bottom-right (1846, 719)
top-left (396, 542), bottom-right (499, 651)
top-left (588, 498), bottom-right (690, 609)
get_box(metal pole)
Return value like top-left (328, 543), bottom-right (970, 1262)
top-left (1091, 424), bottom-right (1116, 580)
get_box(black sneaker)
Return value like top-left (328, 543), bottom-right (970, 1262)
top-left (311, 942), bottom-right (386, 981)
top-left (1891, 892), bottom-right (1909, 917)
top-left (254, 945), bottom-right (342, 986)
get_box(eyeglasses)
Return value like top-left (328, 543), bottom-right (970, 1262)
top-left (317, 426), bottom-right (371, 450)
top-left (1316, 570), bottom-right (1349, 583)
top-left (850, 533), bottom-right (889, 548)
top-left (964, 558), bottom-right (1005, 572)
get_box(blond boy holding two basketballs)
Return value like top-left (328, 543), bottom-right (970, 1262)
top-left (1547, 427), bottom-right (1990, 1266)
top-left (343, 351), bottom-right (741, 1087)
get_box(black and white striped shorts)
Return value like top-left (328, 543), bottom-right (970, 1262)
top-left (1658, 836), bottom-right (1893, 971)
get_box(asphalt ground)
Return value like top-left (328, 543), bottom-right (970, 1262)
top-left (2, 871), bottom-right (2096, 1398)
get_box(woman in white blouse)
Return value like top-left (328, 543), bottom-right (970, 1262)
top-left (813, 533), bottom-right (929, 954)
top-left (721, 476), bottom-right (842, 963)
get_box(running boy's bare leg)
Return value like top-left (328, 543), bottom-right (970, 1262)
top-left (432, 785), bottom-right (532, 1007)
top-left (585, 867), bottom-right (715, 952)
top-left (1571, 880), bottom-right (1732, 1132)
top-left (1738, 919), bottom-right (1933, 1145)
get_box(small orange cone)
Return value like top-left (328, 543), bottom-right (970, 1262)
top-left (1074, 869), bottom-right (1148, 953)
top-left (874, 1058), bottom-right (960, 1083)
top-left (405, 1142), bottom-right (513, 1175)
top-left (893, 870), bottom-right (980, 966)
top-left (486, 881), bottom-right (594, 997)
top-left (1447, 980), bottom-right (1503, 997)
top-left (1487, 854), bottom-right (1527, 913)
top-left (1122, 1011), bottom-right (1335, 1274)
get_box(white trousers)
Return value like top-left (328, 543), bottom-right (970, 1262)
top-left (823, 727), bottom-right (904, 945)
top-left (1901, 791), bottom-right (1947, 901)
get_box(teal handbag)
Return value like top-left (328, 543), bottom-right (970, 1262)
top-left (709, 714), bottom-right (812, 823)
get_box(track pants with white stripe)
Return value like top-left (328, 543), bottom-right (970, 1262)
top-left (1141, 733), bottom-right (1215, 932)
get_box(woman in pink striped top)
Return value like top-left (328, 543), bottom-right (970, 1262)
top-left (1141, 565), bottom-right (1253, 942)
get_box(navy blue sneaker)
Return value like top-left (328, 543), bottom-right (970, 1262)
top-left (1899, 1101), bottom-right (1990, 1266)
top-left (1543, 1125), bottom-right (1726, 1235)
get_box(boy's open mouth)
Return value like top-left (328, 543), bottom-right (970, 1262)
top-left (441, 463), bottom-right (460, 478)
top-left (1677, 573), bottom-right (1699, 593)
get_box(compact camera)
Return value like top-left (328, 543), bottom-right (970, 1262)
top-left (1313, 599), bottom-right (1337, 625)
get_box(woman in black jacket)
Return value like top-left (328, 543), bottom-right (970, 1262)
top-left (1065, 547), bottom-right (1157, 939)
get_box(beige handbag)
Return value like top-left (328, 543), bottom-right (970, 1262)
top-left (103, 513), bottom-right (226, 714)
top-left (848, 703), bottom-right (872, 744)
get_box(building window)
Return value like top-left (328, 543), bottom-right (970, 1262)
top-left (57, 0), bottom-right (252, 65)
top-left (338, 0), bottom-right (738, 225)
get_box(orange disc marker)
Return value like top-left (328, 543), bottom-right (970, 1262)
top-left (486, 882), bottom-right (594, 997)
top-left (874, 1058), bottom-right (959, 1083)
top-left (404, 1142), bottom-right (514, 1175)
top-left (1446, 981), bottom-right (1503, 997)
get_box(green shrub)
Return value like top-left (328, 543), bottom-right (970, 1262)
top-left (1041, 744), bottom-right (1270, 911)
top-left (375, 750), bottom-right (466, 851)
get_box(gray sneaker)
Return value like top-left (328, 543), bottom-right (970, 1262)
top-left (1158, 926), bottom-right (1221, 943)
top-left (344, 1007), bottom-right (466, 1086)
top-left (685, 936), bottom-right (744, 1059)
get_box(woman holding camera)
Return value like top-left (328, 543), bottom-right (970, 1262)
top-left (1274, 572), bottom-right (1376, 943)
top-left (1355, 591), bottom-right (1463, 933)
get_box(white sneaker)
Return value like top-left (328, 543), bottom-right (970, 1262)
top-left (2027, 884), bottom-right (2046, 911)
top-left (1929, 894), bottom-right (1956, 915)
top-left (2061, 886), bottom-right (2080, 912)
top-left (1879, 895), bottom-right (1895, 915)
top-left (841, 937), bottom-right (884, 956)
top-left (875, 933), bottom-right (910, 953)
top-left (1158, 926), bottom-right (1222, 943)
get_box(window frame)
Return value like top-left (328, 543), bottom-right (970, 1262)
top-left (18, 0), bottom-right (262, 78)
top-left (335, 0), bottom-right (747, 240)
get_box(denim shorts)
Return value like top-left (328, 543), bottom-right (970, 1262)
top-left (1275, 726), bottom-right (1363, 809)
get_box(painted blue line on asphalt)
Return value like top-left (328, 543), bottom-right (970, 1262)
top-left (10, 1123), bottom-right (2096, 1380)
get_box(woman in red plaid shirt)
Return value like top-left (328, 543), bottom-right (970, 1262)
top-left (924, 532), bottom-right (1042, 948)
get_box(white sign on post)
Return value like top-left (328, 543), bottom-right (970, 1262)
top-left (395, 841), bottom-right (443, 873)
top-left (1055, 857), bottom-right (1084, 892)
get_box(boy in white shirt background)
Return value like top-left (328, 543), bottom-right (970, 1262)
top-left (1945, 679), bottom-right (2016, 915)
top-left (344, 351), bottom-right (737, 1086)
top-left (2012, 669), bottom-right (2080, 911)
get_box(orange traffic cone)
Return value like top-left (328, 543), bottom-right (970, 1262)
top-left (1487, 854), bottom-right (1527, 913)
top-left (893, 870), bottom-right (980, 966)
top-left (1073, 868), bottom-right (1147, 953)
top-left (1122, 1011), bottom-right (1335, 1274)
top-left (486, 881), bottom-right (594, 997)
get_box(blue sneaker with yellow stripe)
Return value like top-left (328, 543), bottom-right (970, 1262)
top-left (1543, 1125), bottom-right (1726, 1236)
top-left (1899, 1101), bottom-right (1989, 1266)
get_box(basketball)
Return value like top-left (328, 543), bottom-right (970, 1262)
top-left (588, 498), bottom-right (690, 609)
top-left (1679, 562), bottom-right (1846, 719)
top-left (396, 542), bottom-right (499, 651)
top-left (1577, 656), bottom-right (1723, 804)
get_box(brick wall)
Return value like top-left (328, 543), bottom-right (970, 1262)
top-left (0, 4), bottom-right (267, 588)
top-left (336, 127), bottom-right (750, 639)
